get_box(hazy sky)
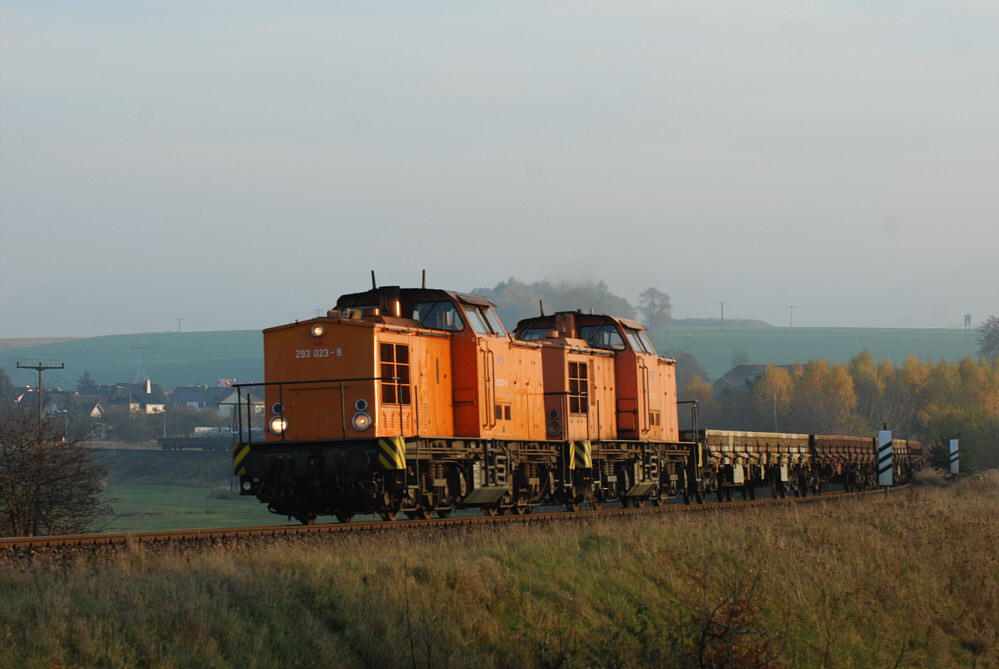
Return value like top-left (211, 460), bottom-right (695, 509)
top-left (2, 2), bottom-right (997, 338)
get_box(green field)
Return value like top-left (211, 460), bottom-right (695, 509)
top-left (1, 323), bottom-right (980, 389)
top-left (101, 484), bottom-right (285, 532)
top-left (96, 449), bottom-right (290, 532)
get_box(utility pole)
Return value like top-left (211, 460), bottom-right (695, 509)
top-left (787, 306), bottom-right (796, 330)
top-left (718, 301), bottom-right (727, 330)
top-left (17, 360), bottom-right (65, 435)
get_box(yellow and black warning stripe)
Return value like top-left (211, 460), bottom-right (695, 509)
top-left (569, 440), bottom-right (593, 470)
top-left (378, 436), bottom-right (406, 470)
top-left (232, 441), bottom-right (251, 476)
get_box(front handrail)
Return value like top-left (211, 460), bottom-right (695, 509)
top-left (232, 377), bottom-right (398, 445)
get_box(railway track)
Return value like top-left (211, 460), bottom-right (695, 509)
top-left (1, 486), bottom-right (902, 565)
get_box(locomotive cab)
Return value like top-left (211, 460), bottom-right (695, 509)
top-left (515, 312), bottom-right (679, 443)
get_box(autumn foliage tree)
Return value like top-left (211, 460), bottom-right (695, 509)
top-left (0, 405), bottom-right (109, 537)
top-left (693, 351), bottom-right (999, 472)
top-left (978, 316), bottom-right (999, 362)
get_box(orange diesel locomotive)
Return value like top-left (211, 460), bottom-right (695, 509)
top-left (231, 281), bottom-right (694, 523)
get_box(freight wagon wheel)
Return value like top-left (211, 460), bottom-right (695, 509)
top-left (296, 512), bottom-right (317, 526)
top-left (588, 500), bottom-right (603, 511)
top-left (436, 507), bottom-right (453, 519)
top-left (379, 510), bottom-right (399, 522)
top-left (481, 505), bottom-right (499, 517)
top-left (565, 501), bottom-right (581, 512)
top-left (335, 512), bottom-right (354, 523)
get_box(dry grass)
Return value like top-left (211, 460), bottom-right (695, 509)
top-left (2, 473), bottom-right (997, 668)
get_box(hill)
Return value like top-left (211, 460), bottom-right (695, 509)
top-left (0, 331), bottom-right (263, 389)
top-left (1, 324), bottom-right (980, 390)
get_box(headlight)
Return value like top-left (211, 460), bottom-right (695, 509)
top-left (269, 416), bottom-right (288, 434)
top-left (352, 412), bottom-right (372, 431)
top-left (311, 324), bottom-right (324, 337)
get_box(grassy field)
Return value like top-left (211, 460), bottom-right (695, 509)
top-left (94, 448), bottom-right (291, 532)
top-left (2, 472), bottom-right (996, 668)
top-left (2, 323), bottom-right (979, 389)
top-left (101, 485), bottom-right (284, 533)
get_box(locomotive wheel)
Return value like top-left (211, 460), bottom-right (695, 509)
top-left (296, 512), bottom-right (317, 526)
top-left (335, 512), bottom-right (354, 523)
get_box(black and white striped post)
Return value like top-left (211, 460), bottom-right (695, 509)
top-left (878, 428), bottom-right (893, 487)
top-left (950, 439), bottom-right (959, 475)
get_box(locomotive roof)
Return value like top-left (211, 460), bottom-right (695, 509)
top-left (334, 286), bottom-right (496, 309)
top-left (514, 311), bottom-right (647, 331)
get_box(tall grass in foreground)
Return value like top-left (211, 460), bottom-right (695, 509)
top-left (2, 473), bottom-right (997, 669)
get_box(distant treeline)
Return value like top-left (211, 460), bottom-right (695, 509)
top-left (683, 351), bottom-right (999, 473)
top-left (472, 277), bottom-right (639, 329)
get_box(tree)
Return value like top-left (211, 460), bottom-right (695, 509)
top-left (0, 405), bottom-right (109, 537)
top-left (978, 316), bottom-right (999, 362)
top-left (472, 277), bottom-right (637, 327)
top-left (749, 366), bottom-right (793, 432)
top-left (76, 370), bottom-right (98, 393)
top-left (638, 287), bottom-right (672, 330)
top-left (0, 368), bottom-right (14, 407)
top-left (680, 374), bottom-right (720, 427)
top-left (664, 350), bottom-right (707, 396)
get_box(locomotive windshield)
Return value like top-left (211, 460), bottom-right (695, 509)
top-left (624, 327), bottom-right (656, 354)
top-left (413, 301), bottom-right (464, 332)
top-left (516, 328), bottom-right (549, 341)
top-left (579, 324), bottom-right (626, 351)
top-left (464, 303), bottom-right (507, 336)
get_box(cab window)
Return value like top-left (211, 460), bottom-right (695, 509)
top-left (624, 327), bottom-right (653, 354)
top-left (464, 304), bottom-right (505, 336)
top-left (465, 306), bottom-right (492, 335)
top-left (580, 325), bottom-right (625, 351)
top-left (484, 308), bottom-right (507, 336)
top-left (517, 328), bottom-right (548, 341)
top-left (413, 301), bottom-right (464, 332)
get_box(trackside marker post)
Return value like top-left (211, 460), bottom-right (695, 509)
top-left (878, 429), bottom-right (893, 487)
top-left (950, 439), bottom-right (959, 475)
